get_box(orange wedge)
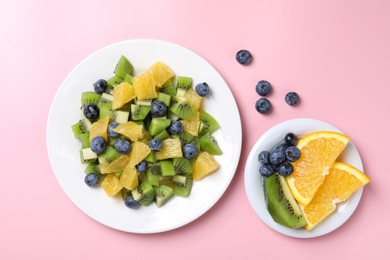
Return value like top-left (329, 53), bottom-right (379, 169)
top-left (99, 155), bottom-right (129, 174)
top-left (127, 141), bottom-right (151, 168)
top-left (301, 162), bottom-right (370, 231)
top-left (119, 165), bottom-right (139, 190)
top-left (133, 70), bottom-right (158, 100)
top-left (113, 121), bottom-right (142, 141)
top-left (155, 137), bottom-right (183, 160)
top-left (101, 174), bottom-right (123, 197)
top-left (89, 117), bottom-right (109, 142)
top-left (148, 61), bottom-right (174, 88)
top-left (181, 112), bottom-right (200, 136)
top-left (192, 151), bottom-right (220, 181)
top-left (286, 131), bottom-right (350, 206)
top-left (112, 82), bottom-right (135, 110)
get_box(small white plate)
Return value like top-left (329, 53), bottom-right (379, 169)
top-left (244, 118), bottom-right (364, 238)
top-left (46, 39), bottom-right (242, 233)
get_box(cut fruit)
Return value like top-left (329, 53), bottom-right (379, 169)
top-left (107, 75), bottom-right (123, 89)
top-left (89, 117), bottom-right (110, 142)
top-left (265, 173), bottom-right (307, 229)
top-left (130, 104), bottom-right (150, 121)
top-left (114, 55), bottom-right (133, 78)
top-left (127, 141), bottom-right (151, 168)
top-left (160, 160), bottom-right (175, 177)
top-left (157, 92), bottom-right (172, 106)
top-left (148, 61), bottom-right (174, 88)
top-left (169, 96), bottom-right (196, 120)
top-left (199, 132), bottom-right (222, 155)
top-left (113, 121), bottom-right (142, 141)
top-left (112, 82), bottom-right (135, 110)
top-left (80, 148), bottom-right (97, 164)
top-left (98, 102), bottom-right (114, 119)
top-left (148, 118), bottom-right (171, 136)
top-left (99, 154), bottom-right (129, 173)
top-left (154, 185), bottom-right (174, 207)
top-left (101, 174), bottom-right (123, 197)
top-left (159, 78), bottom-right (177, 96)
top-left (176, 76), bottom-right (192, 90)
top-left (185, 87), bottom-right (203, 111)
top-left (173, 174), bottom-right (193, 197)
top-left (131, 181), bottom-right (155, 206)
top-left (199, 110), bottom-right (219, 136)
top-left (301, 162), bottom-right (370, 231)
top-left (119, 165), bottom-right (139, 190)
top-left (133, 70), bottom-right (158, 100)
top-left (192, 151), bottom-right (220, 181)
top-left (81, 91), bottom-right (101, 106)
top-left (173, 157), bottom-right (192, 176)
top-left (155, 137), bottom-right (183, 160)
top-left (181, 112), bottom-right (200, 136)
top-left (114, 110), bottom-right (130, 124)
top-left (286, 131), bottom-right (350, 206)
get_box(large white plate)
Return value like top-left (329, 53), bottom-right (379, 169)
top-left (46, 39), bottom-right (242, 233)
top-left (244, 118), bottom-right (364, 238)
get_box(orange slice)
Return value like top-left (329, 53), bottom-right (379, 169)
top-left (99, 155), bottom-right (129, 174)
top-left (192, 151), bottom-right (220, 181)
top-left (112, 82), bottom-right (135, 110)
top-left (286, 131), bottom-right (350, 206)
top-left (127, 141), bottom-right (151, 168)
top-left (113, 121), bottom-right (142, 141)
top-left (119, 165), bottom-right (139, 190)
top-left (301, 162), bottom-right (370, 231)
top-left (101, 174), bottom-right (123, 197)
top-left (89, 117), bottom-right (109, 142)
top-left (181, 112), bottom-right (200, 136)
top-left (155, 137), bottom-right (183, 160)
top-left (133, 70), bottom-right (158, 100)
top-left (148, 61), bottom-right (174, 88)
top-left (185, 87), bottom-right (203, 111)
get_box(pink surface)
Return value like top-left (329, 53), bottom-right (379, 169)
top-left (1, 0), bottom-right (389, 259)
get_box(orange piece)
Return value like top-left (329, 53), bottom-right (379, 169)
top-left (301, 162), bottom-right (370, 231)
top-left (99, 155), bottom-right (129, 174)
top-left (192, 151), bottom-right (220, 181)
top-left (148, 61), bottom-right (174, 88)
top-left (113, 121), bottom-right (142, 141)
top-left (286, 131), bottom-right (350, 206)
top-left (185, 87), bottom-right (203, 111)
top-left (119, 165), bottom-right (139, 190)
top-left (133, 70), bottom-right (158, 100)
top-left (127, 141), bottom-right (151, 168)
top-left (89, 117), bottom-right (109, 142)
top-left (181, 112), bottom-right (200, 136)
top-left (112, 82), bottom-right (135, 110)
top-left (101, 174), bottom-right (123, 197)
top-left (155, 137), bottom-right (183, 160)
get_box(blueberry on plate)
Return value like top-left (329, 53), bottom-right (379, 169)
top-left (150, 100), bottom-right (167, 117)
top-left (85, 173), bottom-right (99, 187)
top-left (182, 143), bottom-right (198, 159)
top-left (258, 150), bottom-right (270, 165)
top-left (285, 146), bottom-right (301, 162)
top-left (90, 136), bottom-right (106, 154)
top-left (195, 82), bottom-right (210, 97)
top-left (149, 138), bottom-right (163, 152)
top-left (136, 160), bottom-right (147, 173)
top-left (108, 122), bottom-right (119, 138)
top-left (278, 161), bottom-right (294, 176)
top-left (114, 138), bottom-right (131, 154)
top-left (255, 98), bottom-right (272, 114)
top-left (259, 164), bottom-right (274, 177)
top-left (269, 148), bottom-right (286, 165)
top-left (285, 92), bottom-right (300, 106)
top-left (124, 195), bottom-right (141, 209)
top-left (83, 103), bottom-right (99, 120)
top-left (236, 49), bottom-right (252, 65)
top-left (256, 80), bottom-right (272, 96)
top-left (167, 120), bottom-right (184, 135)
top-left (284, 133), bottom-right (298, 146)
top-left (93, 79), bottom-right (108, 94)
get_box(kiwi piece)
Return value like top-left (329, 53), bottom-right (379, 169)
top-left (79, 132), bottom-right (91, 148)
top-left (80, 148), bottom-right (98, 164)
top-left (81, 91), bottom-right (101, 106)
top-left (173, 157), bottom-right (192, 176)
top-left (169, 97), bottom-right (195, 120)
top-left (157, 92), bottom-right (172, 106)
top-left (123, 74), bottom-right (133, 84)
top-left (144, 151), bottom-right (157, 163)
top-left (159, 176), bottom-right (174, 188)
top-left (131, 104), bottom-right (150, 121)
top-left (71, 121), bottom-right (87, 139)
top-left (176, 76), bottom-right (192, 90)
top-left (173, 175), bottom-right (193, 197)
top-left (147, 171), bottom-right (160, 187)
top-left (264, 173), bottom-right (307, 228)
top-left (107, 75), bottom-right (124, 89)
top-left (199, 132), bottom-right (222, 155)
top-left (154, 130), bottom-right (170, 140)
top-left (148, 118), bottom-right (171, 136)
top-left (160, 78), bottom-right (177, 96)
top-left (99, 102), bottom-right (115, 119)
top-left (114, 55), bottom-right (134, 78)
top-left (154, 185), bottom-right (174, 207)
top-left (178, 131), bottom-right (195, 144)
top-left (131, 181), bottom-right (156, 206)
top-left (99, 93), bottom-right (114, 105)
top-left (98, 146), bottom-right (121, 164)
top-left (160, 160), bottom-right (175, 177)
top-left (199, 110), bottom-right (220, 136)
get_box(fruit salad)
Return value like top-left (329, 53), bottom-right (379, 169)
top-left (71, 55), bottom-right (223, 209)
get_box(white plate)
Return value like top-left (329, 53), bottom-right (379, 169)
top-left (46, 39), bottom-right (242, 233)
top-left (244, 118), bottom-right (364, 238)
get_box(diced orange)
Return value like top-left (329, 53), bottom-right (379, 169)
top-left (185, 87), bottom-right (203, 111)
top-left (127, 141), bottom-right (151, 168)
top-left (133, 70), bottom-right (158, 100)
top-left (119, 165), bottom-right (139, 190)
top-left (112, 82), bottom-right (135, 110)
top-left (99, 155), bottom-right (129, 174)
top-left (113, 121), bottom-right (142, 141)
top-left (89, 117), bottom-right (110, 142)
top-left (101, 174), bottom-right (123, 197)
top-left (192, 151), bottom-right (220, 181)
top-left (148, 61), bottom-right (174, 88)
top-left (155, 137), bottom-right (183, 160)
top-left (181, 112), bottom-right (200, 136)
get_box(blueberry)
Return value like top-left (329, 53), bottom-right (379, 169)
top-left (195, 82), bottom-right (210, 97)
top-left (148, 138), bottom-right (163, 151)
top-left (255, 80), bottom-right (272, 96)
top-left (108, 122), bottom-right (119, 138)
top-left (236, 49), bottom-right (252, 65)
top-left (93, 79), bottom-right (108, 94)
top-left (255, 98), bottom-right (272, 114)
top-left (167, 120), bottom-right (184, 135)
top-left (85, 173), bottom-right (99, 187)
top-left (285, 146), bottom-right (301, 162)
top-left (83, 104), bottom-right (99, 121)
top-left (150, 100), bottom-right (167, 117)
top-left (258, 151), bottom-right (270, 165)
top-left (259, 164), bottom-right (274, 177)
top-left (278, 162), bottom-right (294, 176)
top-left (275, 142), bottom-right (289, 153)
top-left (114, 138), bottom-right (131, 154)
top-left (269, 148), bottom-right (286, 166)
top-left (284, 133), bottom-right (298, 146)
top-left (285, 92), bottom-right (300, 106)
top-left (124, 195), bottom-right (141, 209)
top-left (136, 160), bottom-right (147, 173)
top-left (182, 143), bottom-right (198, 159)
top-left (90, 136), bottom-right (106, 154)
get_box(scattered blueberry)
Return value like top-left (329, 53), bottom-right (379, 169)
top-left (284, 133), bottom-right (298, 146)
top-left (285, 146), bottom-right (301, 162)
top-left (278, 162), bottom-right (294, 176)
top-left (90, 136), bottom-right (106, 154)
top-left (285, 92), bottom-right (300, 106)
top-left (236, 49), bottom-right (252, 65)
top-left (85, 173), bottom-right (99, 187)
top-left (114, 138), bottom-right (131, 154)
top-left (255, 98), bottom-right (272, 114)
top-left (258, 151), bottom-right (270, 165)
top-left (182, 143), bottom-right (198, 159)
top-left (167, 120), bottom-right (184, 135)
top-left (259, 164), bottom-right (275, 177)
top-left (108, 122), bottom-right (119, 138)
top-left (195, 82), bottom-right (210, 97)
top-left (274, 142), bottom-right (289, 152)
top-left (124, 195), bottom-right (141, 209)
top-left (256, 80), bottom-right (272, 96)
top-left (269, 148), bottom-right (286, 165)
top-left (136, 160), bottom-right (147, 173)
top-left (83, 104), bottom-right (99, 121)
top-left (150, 100), bottom-right (167, 117)
top-left (149, 138), bottom-right (163, 151)
top-left (93, 79), bottom-right (108, 94)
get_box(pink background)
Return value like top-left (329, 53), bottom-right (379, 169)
top-left (2, 0), bottom-right (389, 259)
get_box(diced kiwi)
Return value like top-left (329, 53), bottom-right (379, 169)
top-left (79, 132), bottom-right (91, 148)
top-left (131, 104), bottom-right (150, 121)
top-left (114, 55), bottom-right (134, 78)
top-left (99, 93), bottom-right (114, 104)
top-left (157, 92), bottom-right (171, 106)
top-left (169, 97), bottom-right (195, 120)
top-left (81, 91), bottom-right (101, 106)
top-left (98, 146), bottom-right (121, 164)
top-left (199, 110), bottom-right (220, 136)
top-left (144, 151), bottom-right (157, 163)
top-left (178, 131), bottom-right (195, 144)
top-left (154, 185), bottom-right (174, 207)
top-left (148, 118), bottom-right (171, 136)
top-left (80, 148), bottom-right (98, 164)
top-left (160, 160), bottom-right (175, 177)
top-left (107, 75), bottom-right (124, 89)
top-left (114, 110), bottom-right (130, 124)
top-left (154, 129), bottom-right (170, 140)
top-left (71, 121), bottom-right (87, 139)
top-left (173, 175), bottom-right (193, 197)
top-left (123, 74), bottom-right (133, 84)
top-left (131, 181), bottom-right (156, 206)
top-left (84, 162), bottom-right (100, 174)
top-left (146, 163), bottom-right (161, 186)
top-left (136, 99), bottom-right (152, 106)
top-left (99, 102), bottom-right (115, 119)
top-left (199, 132), bottom-right (222, 155)
top-left (176, 76), bottom-right (192, 90)
top-left (160, 78), bottom-right (177, 96)
top-left (173, 157), bottom-right (192, 176)
top-left (159, 176), bottom-right (174, 188)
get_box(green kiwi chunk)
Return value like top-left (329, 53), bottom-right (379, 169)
top-left (173, 175), bottom-right (193, 197)
top-left (199, 132), bottom-right (222, 155)
top-left (199, 110), bottom-right (220, 136)
top-left (176, 76), bottom-right (192, 90)
top-left (80, 148), bottom-right (98, 164)
top-left (123, 74), bottom-right (133, 84)
top-left (98, 146), bottom-right (121, 165)
top-left (264, 173), bottom-right (307, 228)
top-left (173, 158), bottom-right (192, 176)
top-left (144, 152), bottom-right (157, 163)
top-left (71, 121), bottom-right (87, 139)
top-left (99, 102), bottom-right (115, 119)
top-left (160, 78), bottom-right (177, 96)
top-left (131, 181), bottom-right (156, 206)
top-left (148, 118), bottom-right (171, 136)
top-left (157, 92), bottom-right (172, 106)
top-left (160, 160), bottom-right (175, 177)
top-left (154, 185), bottom-right (174, 207)
top-left (114, 55), bottom-right (134, 78)
top-left (131, 104), bottom-right (150, 121)
top-left (81, 91), bottom-right (101, 106)
top-left (169, 97), bottom-right (195, 120)
top-left (107, 75), bottom-right (124, 89)
top-left (154, 130), bottom-right (170, 140)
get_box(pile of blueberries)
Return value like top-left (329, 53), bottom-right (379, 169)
top-left (257, 133), bottom-right (301, 177)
